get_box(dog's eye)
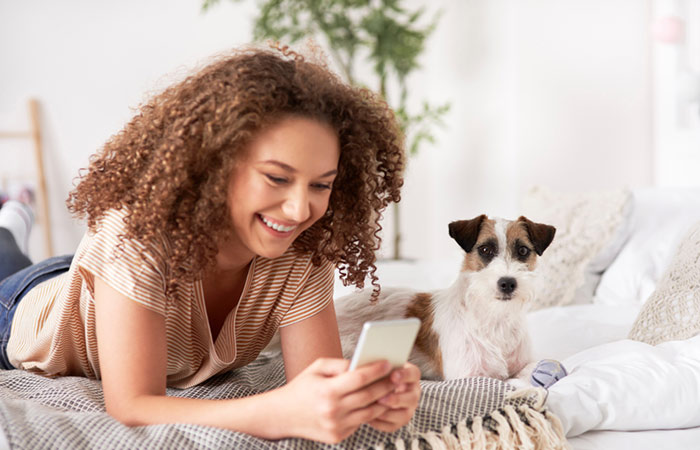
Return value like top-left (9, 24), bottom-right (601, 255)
top-left (518, 246), bottom-right (530, 257)
top-left (478, 246), bottom-right (494, 257)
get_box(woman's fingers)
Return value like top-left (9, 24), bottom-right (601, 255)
top-left (378, 384), bottom-right (420, 408)
top-left (308, 357), bottom-right (351, 377)
top-left (368, 408), bottom-right (413, 432)
top-left (329, 359), bottom-right (393, 393)
top-left (390, 363), bottom-right (421, 385)
top-left (326, 361), bottom-right (421, 414)
top-left (339, 375), bottom-right (396, 410)
top-left (343, 401), bottom-right (390, 429)
top-left (373, 366), bottom-right (421, 432)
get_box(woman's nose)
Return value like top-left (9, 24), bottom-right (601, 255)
top-left (281, 187), bottom-right (311, 222)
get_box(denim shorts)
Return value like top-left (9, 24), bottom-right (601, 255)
top-left (0, 255), bottom-right (73, 369)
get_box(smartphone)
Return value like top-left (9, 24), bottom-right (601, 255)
top-left (348, 318), bottom-right (421, 371)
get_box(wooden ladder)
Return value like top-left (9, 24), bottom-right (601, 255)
top-left (0, 98), bottom-right (53, 257)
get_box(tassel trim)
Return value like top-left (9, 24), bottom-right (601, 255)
top-left (384, 387), bottom-right (570, 450)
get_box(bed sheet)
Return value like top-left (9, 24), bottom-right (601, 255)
top-left (568, 427), bottom-right (700, 450)
top-left (11, 423), bottom-right (700, 450)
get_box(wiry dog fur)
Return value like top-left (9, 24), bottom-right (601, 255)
top-left (335, 215), bottom-right (556, 380)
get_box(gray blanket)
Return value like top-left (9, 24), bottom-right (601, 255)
top-left (0, 352), bottom-right (568, 449)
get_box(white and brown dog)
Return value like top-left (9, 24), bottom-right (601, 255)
top-left (335, 215), bottom-right (556, 380)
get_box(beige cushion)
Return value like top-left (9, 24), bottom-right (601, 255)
top-left (628, 220), bottom-right (700, 345)
top-left (521, 186), bottom-right (632, 310)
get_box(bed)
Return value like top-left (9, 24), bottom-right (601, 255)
top-left (523, 186), bottom-right (700, 450)
top-left (333, 185), bottom-right (700, 450)
top-left (0, 185), bottom-right (698, 449)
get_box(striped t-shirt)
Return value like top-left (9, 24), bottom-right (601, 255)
top-left (7, 208), bottom-right (334, 388)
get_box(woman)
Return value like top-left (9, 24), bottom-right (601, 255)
top-left (0, 46), bottom-right (420, 443)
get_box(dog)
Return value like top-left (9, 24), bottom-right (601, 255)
top-left (334, 215), bottom-right (556, 380)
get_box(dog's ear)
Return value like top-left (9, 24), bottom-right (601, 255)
top-left (518, 216), bottom-right (556, 256)
top-left (448, 215), bottom-right (487, 253)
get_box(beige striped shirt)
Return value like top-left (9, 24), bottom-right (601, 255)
top-left (8, 208), bottom-right (334, 388)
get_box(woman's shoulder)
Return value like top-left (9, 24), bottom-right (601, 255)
top-left (79, 206), bottom-right (171, 270)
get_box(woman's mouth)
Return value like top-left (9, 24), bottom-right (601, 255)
top-left (257, 214), bottom-right (297, 233)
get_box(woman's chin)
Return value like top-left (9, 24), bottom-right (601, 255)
top-left (251, 237), bottom-right (296, 259)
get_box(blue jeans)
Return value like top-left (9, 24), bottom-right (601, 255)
top-left (0, 227), bottom-right (72, 369)
top-left (0, 228), bottom-right (32, 279)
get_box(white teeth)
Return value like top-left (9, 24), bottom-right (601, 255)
top-left (260, 215), bottom-right (296, 232)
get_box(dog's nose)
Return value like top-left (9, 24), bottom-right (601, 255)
top-left (498, 277), bottom-right (517, 295)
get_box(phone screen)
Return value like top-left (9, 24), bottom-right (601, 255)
top-left (348, 318), bottom-right (421, 371)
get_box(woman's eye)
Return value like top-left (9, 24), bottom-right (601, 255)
top-left (312, 183), bottom-right (332, 191)
top-left (518, 246), bottom-right (530, 257)
top-left (265, 174), bottom-right (288, 184)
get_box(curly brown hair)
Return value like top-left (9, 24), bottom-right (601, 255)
top-left (67, 45), bottom-right (405, 298)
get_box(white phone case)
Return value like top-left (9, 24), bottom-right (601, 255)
top-left (348, 318), bottom-right (421, 370)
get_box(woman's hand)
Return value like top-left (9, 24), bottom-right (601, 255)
top-left (276, 357), bottom-right (396, 443)
top-left (370, 362), bottom-right (422, 432)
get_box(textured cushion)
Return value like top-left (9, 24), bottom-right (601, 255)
top-left (521, 186), bottom-right (632, 310)
top-left (628, 220), bottom-right (700, 345)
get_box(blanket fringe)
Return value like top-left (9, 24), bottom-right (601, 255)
top-left (395, 387), bottom-right (569, 450)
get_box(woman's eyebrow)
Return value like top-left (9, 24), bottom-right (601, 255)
top-left (262, 160), bottom-right (337, 177)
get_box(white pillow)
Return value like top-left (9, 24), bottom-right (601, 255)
top-left (526, 303), bottom-right (641, 362)
top-left (594, 187), bottom-right (700, 307)
top-left (545, 335), bottom-right (700, 437)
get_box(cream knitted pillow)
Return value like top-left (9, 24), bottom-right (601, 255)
top-left (628, 220), bottom-right (700, 345)
top-left (521, 186), bottom-right (632, 310)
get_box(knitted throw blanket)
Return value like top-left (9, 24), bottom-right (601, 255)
top-left (0, 352), bottom-right (568, 449)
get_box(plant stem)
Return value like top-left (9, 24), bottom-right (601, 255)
top-left (379, 74), bottom-right (401, 260)
top-left (307, 6), bottom-right (355, 84)
top-left (392, 201), bottom-right (401, 260)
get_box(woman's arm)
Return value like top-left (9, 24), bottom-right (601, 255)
top-left (94, 276), bottom-right (284, 433)
top-left (278, 300), bottom-right (343, 380)
top-left (93, 276), bottom-right (396, 442)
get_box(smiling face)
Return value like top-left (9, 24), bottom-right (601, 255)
top-left (220, 116), bottom-right (340, 267)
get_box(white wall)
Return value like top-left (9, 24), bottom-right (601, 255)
top-left (1, 0), bottom-right (256, 260)
top-left (652, 0), bottom-right (700, 186)
top-left (387, 0), bottom-right (654, 261)
top-left (1, 0), bottom-right (662, 264)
